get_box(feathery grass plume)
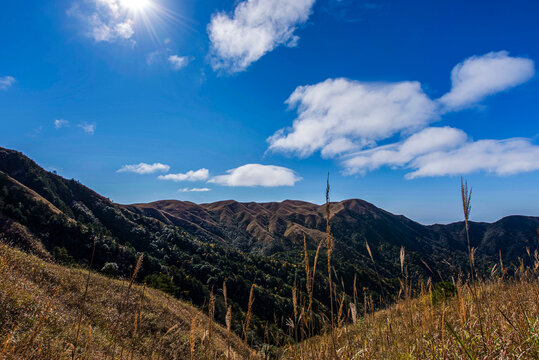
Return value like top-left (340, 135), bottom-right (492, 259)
top-left (189, 316), bottom-right (197, 360)
top-left (337, 291), bottom-right (345, 328)
top-left (155, 323), bottom-right (179, 358)
top-left (303, 231), bottom-right (322, 348)
top-left (400, 246), bottom-right (405, 274)
top-left (325, 173), bottom-right (339, 358)
top-left (130, 279), bottom-right (145, 360)
top-left (499, 250), bottom-right (506, 281)
top-left (302, 233), bottom-right (313, 337)
top-left (243, 283), bottom-right (255, 346)
top-left (349, 303), bottom-right (357, 325)
top-left (207, 288), bottom-right (215, 355)
top-left (490, 263), bottom-right (498, 278)
top-left (130, 254), bottom-right (144, 289)
top-left (353, 273), bottom-right (357, 308)
top-left (226, 306), bottom-right (232, 359)
top-left (460, 179), bottom-right (489, 353)
top-left (223, 280), bottom-right (228, 309)
top-left (134, 283), bottom-right (145, 339)
top-left (292, 277), bottom-right (298, 342)
top-left (460, 177), bottom-right (474, 279)
top-left (325, 173), bottom-right (334, 328)
top-left (73, 236), bottom-right (97, 360)
top-left (308, 233), bottom-right (323, 336)
top-left (420, 258), bottom-right (434, 275)
top-left (365, 240), bottom-right (373, 263)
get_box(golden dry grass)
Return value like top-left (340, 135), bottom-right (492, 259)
top-left (1, 235), bottom-right (538, 360)
top-left (283, 274), bottom-right (539, 359)
top-left (0, 243), bottom-right (252, 360)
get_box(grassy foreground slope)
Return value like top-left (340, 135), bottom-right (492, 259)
top-left (285, 274), bottom-right (539, 359)
top-left (0, 243), bottom-right (251, 360)
top-left (2, 238), bottom-right (537, 360)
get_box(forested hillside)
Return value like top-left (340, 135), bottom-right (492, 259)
top-left (1, 146), bottom-right (538, 349)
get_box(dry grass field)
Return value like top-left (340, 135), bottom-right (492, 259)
top-left (0, 242), bottom-right (252, 360)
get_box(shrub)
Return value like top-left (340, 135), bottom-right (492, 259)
top-left (432, 281), bottom-right (457, 305)
top-left (101, 262), bottom-right (119, 276)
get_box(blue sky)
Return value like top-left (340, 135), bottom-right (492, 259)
top-left (1, 0), bottom-right (538, 224)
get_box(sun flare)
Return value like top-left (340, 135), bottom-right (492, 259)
top-left (120, 0), bottom-right (151, 12)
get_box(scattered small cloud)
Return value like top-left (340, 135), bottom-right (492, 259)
top-left (67, 0), bottom-right (139, 44)
top-left (158, 168), bottom-right (210, 182)
top-left (179, 187), bottom-right (211, 192)
top-left (168, 55), bottom-right (190, 70)
top-left (438, 51), bottom-right (535, 111)
top-left (54, 119), bottom-right (70, 129)
top-left (78, 122), bottom-right (96, 134)
top-left (117, 162), bottom-right (171, 174)
top-left (0, 76), bottom-right (15, 90)
top-left (207, 0), bottom-right (316, 73)
top-left (146, 50), bottom-right (162, 65)
top-left (29, 126), bottom-right (44, 138)
top-left (209, 164), bottom-right (301, 187)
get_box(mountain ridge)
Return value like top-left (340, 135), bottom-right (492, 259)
top-left (1, 145), bottom-right (538, 347)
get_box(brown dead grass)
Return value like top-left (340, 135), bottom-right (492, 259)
top-left (283, 274), bottom-right (539, 359)
top-left (0, 243), bottom-right (252, 360)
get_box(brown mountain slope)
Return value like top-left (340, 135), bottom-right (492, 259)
top-left (124, 199), bottom-right (386, 252)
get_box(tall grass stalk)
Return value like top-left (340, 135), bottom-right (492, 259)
top-left (243, 283), bottom-right (255, 347)
top-left (461, 178), bottom-right (474, 282)
top-left (73, 236), bottom-right (97, 360)
top-left (108, 253), bottom-right (143, 359)
top-left (325, 174), bottom-right (339, 359)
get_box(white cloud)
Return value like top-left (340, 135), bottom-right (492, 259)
top-left (117, 162), bottom-right (170, 174)
top-left (438, 51), bottom-right (535, 111)
top-left (179, 187), bottom-right (212, 192)
top-left (208, 0), bottom-right (316, 72)
top-left (341, 128), bottom-right (539, 179)
top-left (67, 0), bottom-right (140, 43)
top-left (54, 119), bottom-right (70, 129)
top-left (209, 164), bottom-right (301, 187)
top-left (115, 19), bottom-right (134, 39)
top-left (0, 76), bottom-right (15, 90)
top-left (78, 123), bottom-right (96, 134)
top-left (267, 78), bottom-right (437, 157)
top-left (267, 51), bottom-right (537, 178)
top-left (343, 127), bottom-right (468, 174)
top-left (407, 138), bottom-right (539, 179)
top-left (158, 169), bottom-right (210, 182)
top-left (146, 50), bottom-right (161, 65)
top-left (168, 55), bottom-right (190, 70)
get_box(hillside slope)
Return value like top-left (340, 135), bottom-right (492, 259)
top-left (1, 145), bottom-right (538, 348)
top-left (0, 243), bottom-right (251, 359)
top-left (285, 274), bottom-right (539, 359)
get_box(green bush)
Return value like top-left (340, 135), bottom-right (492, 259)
top-left (432, 281), bottom-right (457, 305)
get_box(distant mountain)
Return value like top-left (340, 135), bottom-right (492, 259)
top-left (1, 146), bottom-right (538, 347)
top-left (126, 197), bottom-right (539, 272)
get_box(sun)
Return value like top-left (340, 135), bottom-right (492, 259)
top-left (120, 0), bottom-right (151, 12)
